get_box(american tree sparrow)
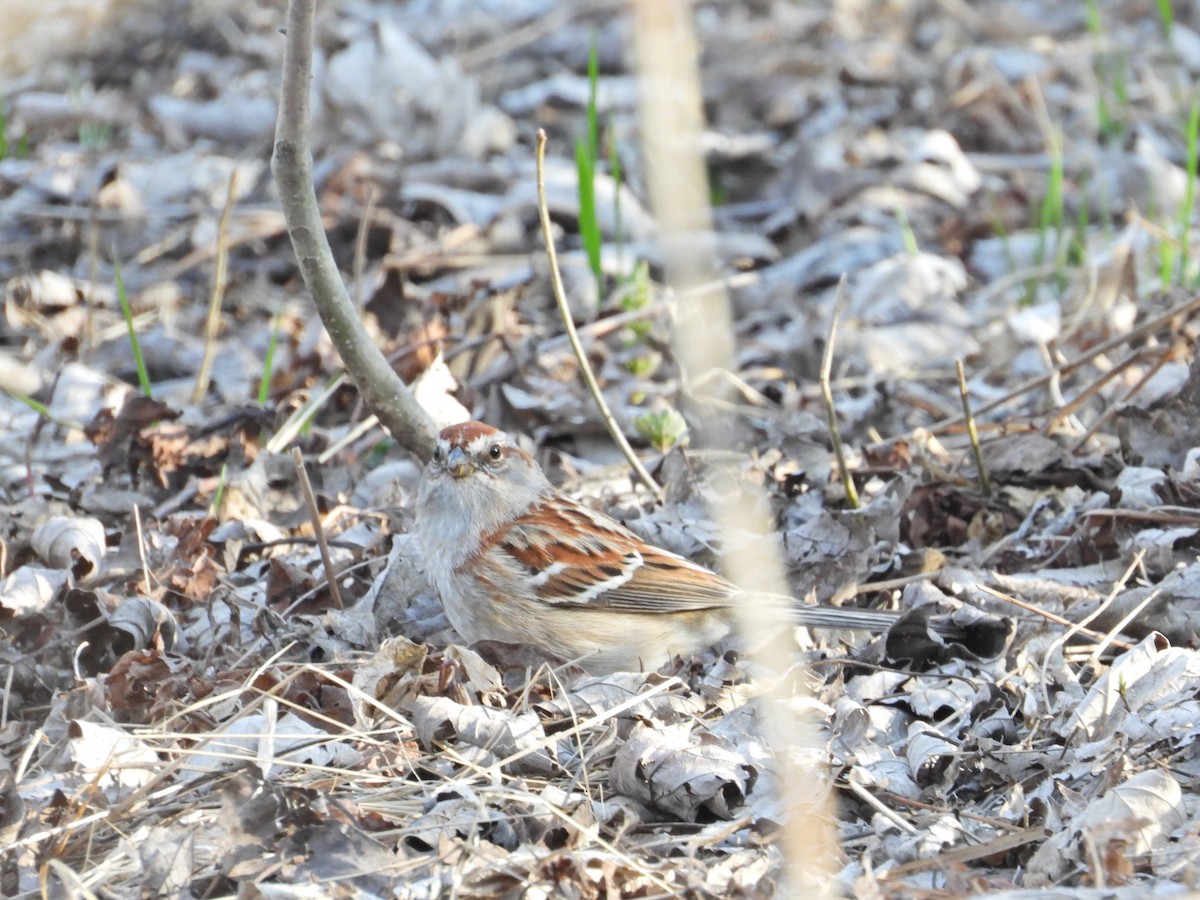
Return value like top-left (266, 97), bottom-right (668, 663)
top-left (414, 421), bottom-right (951, 673)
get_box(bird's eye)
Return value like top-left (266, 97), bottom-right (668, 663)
top-left (488, 443), bottom-right (503, 461)
top-left (432, 446), bottom-right (443, 463)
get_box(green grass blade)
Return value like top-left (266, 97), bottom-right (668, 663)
top-left (208, 461), bottom-right (228, 518)
top-left (259, 311), bottom-right (283, 405)
top-left (576, 138), bottom-right (602, 290)
top-left (114, 256), bottom-right (153, 397)
top-left (5, 390), bottom-right (82, 431)
top-left (585, 34), bottom-right (599, 167)
top-left (574, 33), bottom-right (604, 295)
top-left (894, 200), bottom-right (918, 255)
top-left (1178, 97), bottom-right (1199, 285)
top-left (1157, 0), bottom-right (1174, 39)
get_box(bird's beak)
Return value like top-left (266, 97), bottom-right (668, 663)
top-left (445, 447), bottom-right (471, 478)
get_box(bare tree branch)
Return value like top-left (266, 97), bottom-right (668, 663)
top-left (272, 0), bottom-right (436, 459)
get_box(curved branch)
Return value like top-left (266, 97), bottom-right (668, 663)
top-left (272, 0), bottom-right (436, 459)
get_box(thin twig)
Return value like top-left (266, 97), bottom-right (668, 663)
top-left (132, 503), bottom-right (152, 597)
top-left (844, 780), bottom-right (918, 834)
top-left (1041, 550), bottom-right (1145, 713)
top-left (291, 447), bottom-right (343, 609)
top-left (1070, 344), bottom-right (1183, 452)
top-left (956, 359), bottom-right (991, 497)
top-left (192, 170), bottom-right (239, 404)
top-left (918, 290), bottom-right (1200, 439)
top-left (351, 184), bottom-right (378, 309)
top-left (1046, 345), bottom-right (1160, 437)
top-left (534, 129), bottom-right (662, 500)
top-left (820, 275), bottom-right (859, 508)
top-left (975, 584), bottom-right (1132, 651)
top-left (1087, 588), bottom-right (1159, 665)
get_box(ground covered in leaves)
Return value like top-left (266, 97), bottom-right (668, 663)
top-left (3, 0), bottom-right (1200, 896)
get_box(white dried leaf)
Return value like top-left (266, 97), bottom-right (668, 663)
top-left (1061, 637), bottom-right (1200, 743)
top-left (412, 352), bottom-right (471, 431)
top-left (903, 722), bottom-right (956, 786)
top-left (535, 673), bottom-right (701, 724)
top-left (181, 714), bottom-right (265, 776)
top-left (31, 515), bottom-right (106, 575)
top-left (68, 719), bottom-right (159, 790)
top-left (0, 565), bottom-right (68, 614)
top-left (256, 712), bottom-right (361, 776)
top-left (1130, 525), bottom-right (1200, 573)
top-left (107, 595), bottom-right (179, 652)
top-left (400, 182), bottom-right (506, 227)
top-left (1026, 769), bottom-right (1185, 884)
top-left (902, 673), bottom-right (979, 720)
top-left (610, 720), bottom-right (756, 821)
top-left (411, 695), bottom-right (554, 775)
top-left (405, 788), bottom-right (489, 849)
top-left (1113, 466), bottom-right (1168, 509)
top-left (846, 755), bottom-right (919, 801)
top-left (849, 252), bottom-right (968, 325)
top-left (321, 16), bottom-right (486, 159)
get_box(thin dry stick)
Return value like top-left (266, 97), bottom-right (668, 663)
top-left (132, 503), bottom-right (152, 596)
top-left (919, 290), bottom-right (1200, 438)
top-left (880, 826), bottom-right (1048, 878)
top-left (1040, 550), bottom-right (1145, 713)
top-left (265, 372), bottom-right (347, 454)
top-left (849, 570), bottom-right (937, 596)
top-left (192, 170), bottom-right (239, 404)
top-left (1087, 588), bottom-right (1160, 665)
top-left (821, 275), bottom-right (859, 509)
top-left (8, 645), bottom-right (303, 856)
top-left (844, 780), bottom-right (918, 834)
top-left (351, 184), bottom-right (379, 309)
top-left (1070, 345), bottom-right (1181, 452)
top-left (1045, 345), bottom-right (1160, 436)
top-left (533, 128), bottom-right (662, 500)
top-left (956, 359), bottom-right (991, 497)
top-left (291, 447), bottom-right (344, 609)
top-left (975, 584), bottom-right (1132, 651)
top-left (1, 663), bottom-right (12, 727)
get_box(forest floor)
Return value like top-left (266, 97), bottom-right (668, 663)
top-left (2, 1), bottom-right (1200, 896)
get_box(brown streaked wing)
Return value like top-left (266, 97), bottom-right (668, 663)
top-left (491, 496), bottom-right (737, 612)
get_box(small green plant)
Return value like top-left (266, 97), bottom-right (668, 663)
top-left (115, 257), bottom-right (153, 397)
top-left (1086, 0), bottom-right (1128, 144)
top-left (1155, 98), bottom-right (1198, 289)
top-left (708, 164), bottom-right (728, 208)
top-left (636, 407), bottom-right (688, 453)
top-left (619, 260), bottom-right (652, 340)
top-left (1026, 131), bottom-right (1066, 302)
top-left (1157, 0), bottom-right (1174, 40)
top-left (1068, 172), bottom-right (1091, 267)
top-left (575, 34), bottom-right (603, 298)
top-left (987, 196), bottom-right (1019, 278)
top-left (208, 462), bottom-right (228, 518)
top-left (894, 199), bottom-right (919, 255)
top-left (1176, 97), bottom-right (1199, 285)
top-left (5, 390), bottom-right (80, 432)
top-left (79, 120), bottom-right (114, 153)
top-left (0, 103), bottom-right (9, 161)
top-left (0, 103), bottom-right (27, 160)
top-left (1037, 131), bottom-right (1065, 239)
top-left (258, 312), bottom-right (283, 405)
top-left (616, 260), bottom-right (658, 379)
